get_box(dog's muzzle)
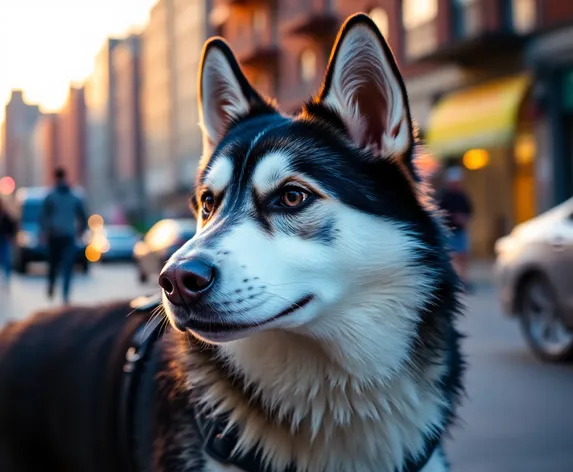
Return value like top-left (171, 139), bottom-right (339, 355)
top-left (159, 257), bottom-right (217, 307)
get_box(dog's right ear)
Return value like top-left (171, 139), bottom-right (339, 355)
top-left (198, 38), bottom-right (271, 157)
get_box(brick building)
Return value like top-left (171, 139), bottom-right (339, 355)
top-left (84, 37), bottom-right (121, 217)
top-left (142, 0), bottom-right (209, 219)
top-left (2, 90), bottom-right (40, 188)
top-left (58, 86), bottom-right (86, 188)
top-left (33, 113), bottom-right (59, 186)
top-left (112, 34), bottom-right (146, 223)
top-left (207, 0), bottom-right (573, 257)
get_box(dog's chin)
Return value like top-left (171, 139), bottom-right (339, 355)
top-left (164, 294), bottom-right (315, 344)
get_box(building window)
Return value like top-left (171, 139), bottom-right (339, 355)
top-left (252, 9), bottom-right (267, 39)
top-left (300, 49), bottom-right (317, 84)
top-left (402, 0), bottom-right (438, 59)
top-left (369, 7), bottom-right (389, 40)
top-left (254, 73), bottom-right (271, 94)
top-left (453, 0), bottom-right (483, 38)
top-left (512, 0), bottom-right (536, 34)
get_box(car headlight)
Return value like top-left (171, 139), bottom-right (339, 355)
top-left (17, 231), bottom-right (38, 248)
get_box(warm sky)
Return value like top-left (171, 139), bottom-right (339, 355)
top-left (0, 0), bottom-right (158, 122)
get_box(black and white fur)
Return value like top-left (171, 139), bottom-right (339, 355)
top-left (0, 13), bottom-right (463, 472)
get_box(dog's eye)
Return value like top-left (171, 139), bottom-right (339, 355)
top-left (279, 188), bottom-right (308, 208)
top-left (201, 192), bottom-right (215, 218)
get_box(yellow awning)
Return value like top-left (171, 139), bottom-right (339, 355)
top-left (426, 74), bottom-right (531, 159)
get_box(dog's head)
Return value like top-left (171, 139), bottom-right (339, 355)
top-left (160, 14), bottom-right (447, 363)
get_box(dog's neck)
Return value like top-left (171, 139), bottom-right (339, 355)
top-left (179, 311), bottom-right (450, 472)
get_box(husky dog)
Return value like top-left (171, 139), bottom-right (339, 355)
top-left (0, 13), bottom-right (463, 472)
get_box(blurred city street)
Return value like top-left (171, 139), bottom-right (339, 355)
top-left (0, 263), bottom-right (572, 472)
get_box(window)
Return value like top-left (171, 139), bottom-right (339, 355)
top-left (369, 7), bottom-right (389, 40)
top-left (252, 9), bottom-right (267, 38)
top-left (453, 0), bottom-right (482, 38)
top-left (402, 0), bottom-right (438, 59)
top-left (512, 0), bottom-right (536, 34)
top-left (403, 0), bottom-right (437, 30)
top-left (254, 73), bottom-right (271, 94)
top-left (300, 49), bottom-right (317, 84)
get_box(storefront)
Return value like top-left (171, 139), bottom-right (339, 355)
top-left (426, 74), bottom-right (534, 258)
top-left (527, 26), bottom-right (573, 214)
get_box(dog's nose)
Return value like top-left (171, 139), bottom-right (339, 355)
top-left (159, 258), bottom-right (217, 306)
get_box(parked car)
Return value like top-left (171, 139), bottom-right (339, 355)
top-left (95, 224), bottom-right (140, 262)
top-left (133, 218), bottom-right (196, 284)
top-left (494, 197), bottom-right (573, 363)
top-left (12, 187), bottom-right (90, 274)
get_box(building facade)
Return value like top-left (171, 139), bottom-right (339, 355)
top-left (142, 0), bottom-right (208, 219)
top-left (33, 113), bottom-right (59, 186)
top-left (402, 0), bottom-right (573, 257)
top-left (112, 34), bottom-right (146, 224)
top-left (173, 0), bottom-right (207, 187)
top-left (142, 0), bottom-right (178, 215)
top-left (58, 86), bottom-right (86, 188)
top-left (84, 38), bottom-right (121, 217)
top-left (2, 90), bottom-right (40, 188)
top-left (207, 0), bottom-right (573, 258)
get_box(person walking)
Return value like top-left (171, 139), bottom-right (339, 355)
top-left (0, 199), bottom-right (17, 289)
top-left (39, 168), bottom-right (88, 304)
top-left (438, 166), bottom-right (473, 291)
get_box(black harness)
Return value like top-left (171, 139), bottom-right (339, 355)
top-left (118, 296), bottom-right (441, 472)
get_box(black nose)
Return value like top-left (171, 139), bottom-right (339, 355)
top-left (159, 258), bottom-right (217, 306)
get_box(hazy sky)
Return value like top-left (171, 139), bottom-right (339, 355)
top-left (0, 0), bottom-right (157, 121)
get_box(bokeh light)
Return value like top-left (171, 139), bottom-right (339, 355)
top-left (90, 232), bottom-right (110, 253)
top-left (463, 149), bottom-right (490, 170)
top-left (85, 245), bottom-right (101, 262)
top-left (0, 176), bottom-right (16, 196)
top-left (88, 214), bottom-right (104, 231)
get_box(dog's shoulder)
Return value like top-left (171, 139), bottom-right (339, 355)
top-left (0, 301), bottom-right (140, 429)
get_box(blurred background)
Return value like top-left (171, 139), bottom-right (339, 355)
top-left (1, 1), bottom-right (573, 471)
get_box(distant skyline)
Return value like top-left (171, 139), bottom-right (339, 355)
top-left (0, 0), bottom-right (157, 122)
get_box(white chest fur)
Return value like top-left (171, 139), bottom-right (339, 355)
top-left (203, 448), bottom-right (448, 472)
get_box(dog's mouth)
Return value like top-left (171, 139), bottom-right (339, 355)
top-left (185, 294), bottom-right (315, 338)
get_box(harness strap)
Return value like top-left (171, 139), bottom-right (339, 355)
top-left (118, 295), bottom-right (164, 472)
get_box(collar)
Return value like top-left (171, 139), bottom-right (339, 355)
top-left (118, 296), bottom-right (441, 472)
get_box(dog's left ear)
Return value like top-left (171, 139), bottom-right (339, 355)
top-left (317, 14), bottom-right (413, 161)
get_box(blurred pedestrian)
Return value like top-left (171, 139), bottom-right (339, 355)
top-left (0, 198), bottom-right (17, 288)
top-left (439, 166), bottom-right (473, 291)
top-left (39, 168), bottom-right (88, 304)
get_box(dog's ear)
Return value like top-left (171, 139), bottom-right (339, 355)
top-left (316, 14), bottom-right (413, 162)
top-left (198, 38), bottom-right (272, 156)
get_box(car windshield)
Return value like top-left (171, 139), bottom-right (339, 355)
top-left (105, 226), bottom-right (137, 239)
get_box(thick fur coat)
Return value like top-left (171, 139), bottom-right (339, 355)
top-left (0, 13), bottom-right (464, 472)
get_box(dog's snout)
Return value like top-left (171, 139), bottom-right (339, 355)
top-left (159, 258), bottom-right (217, 306)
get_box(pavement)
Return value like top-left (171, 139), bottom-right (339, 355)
top-left (1, 261), bottom-right (572, 472)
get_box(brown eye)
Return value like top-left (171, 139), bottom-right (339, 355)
top-left (280, 188), bottom-right (308, 208)
top-left (201, 192), bottom-right (215, 217)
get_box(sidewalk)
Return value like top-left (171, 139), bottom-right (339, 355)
top-left (468, 259), bottom-right (495, 292)
top-left (469, 259), bottom-right (494, 283)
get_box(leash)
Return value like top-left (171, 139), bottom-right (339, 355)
top-left (117, 295), bottom-right (440, 472)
